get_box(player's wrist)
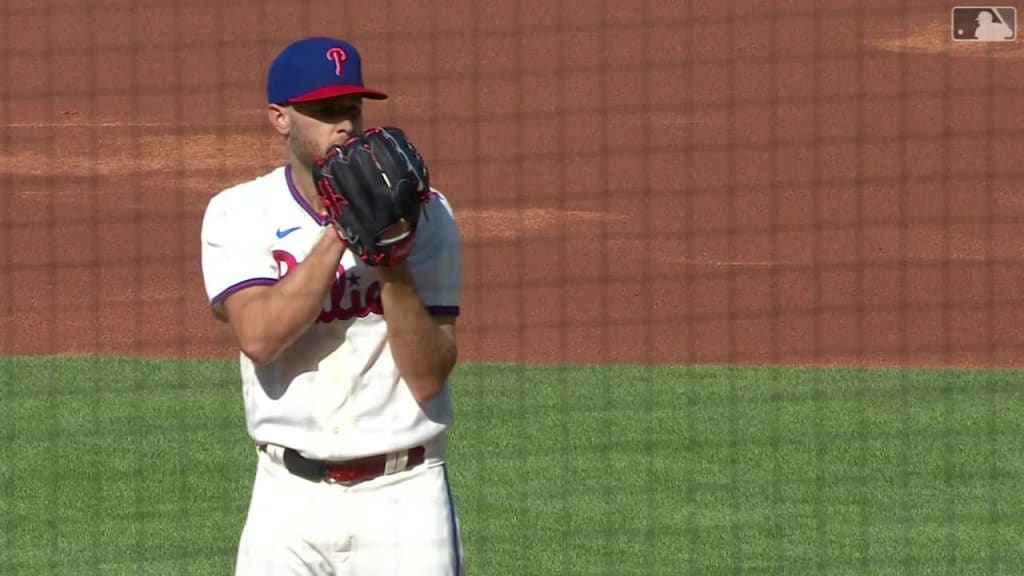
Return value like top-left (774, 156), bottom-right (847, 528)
top-left (319, 223), bottom-right (347, 249)
top-left (375, 261), bottom-right (414, 285)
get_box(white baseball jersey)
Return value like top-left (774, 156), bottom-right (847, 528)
top-left (200, 164), bottom-right (462, 461)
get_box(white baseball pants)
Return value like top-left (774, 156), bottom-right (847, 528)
top-left (234, 446), bottom-right (464, 575)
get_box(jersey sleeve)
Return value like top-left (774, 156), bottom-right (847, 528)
top-left (408, 190), bottom-right (462, 317)
top-left (200, 192), bottom-right (278, 314)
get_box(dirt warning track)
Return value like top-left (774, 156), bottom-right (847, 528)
top-left (2, 0), bottom-right (1022, 368)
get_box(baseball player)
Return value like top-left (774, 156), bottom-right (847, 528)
top-left (200, 36), bottom-right (464, 575)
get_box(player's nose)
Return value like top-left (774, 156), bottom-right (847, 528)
top-left (337, 122), bottom-right (360, 138)
top-left (331, 124), bottom-right (359, 146)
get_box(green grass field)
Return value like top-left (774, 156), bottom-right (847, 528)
top-left (1, 358), bottom-right (1022, 575)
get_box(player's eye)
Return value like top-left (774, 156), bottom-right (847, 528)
top-left (324, 105), bottom-right (360, 119)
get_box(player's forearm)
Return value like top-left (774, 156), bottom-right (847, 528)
top-left (377, 264), bottom-right (458, 404)
top-left (234, 228), bottom-right (345, 364)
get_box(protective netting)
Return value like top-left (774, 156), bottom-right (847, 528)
top-left (2, 1), bottom-right (1022, 574)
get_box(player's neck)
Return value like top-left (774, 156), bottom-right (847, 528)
top-left (287, 160), bottom-right (327, 216)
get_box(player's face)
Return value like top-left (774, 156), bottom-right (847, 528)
top-left (286, 95), bottom-right (364, 165)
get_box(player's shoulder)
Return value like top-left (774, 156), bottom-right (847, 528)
top-left (424, 187), bottom-right (457, 220)
top-left (409, 187), bottom-right (460, 257)
top-left (201, 166), bottom-right (289, 241)
top-left (421, 187), bottom-right (461, 235)
top-left (205, 166), bottom-right (287, 213)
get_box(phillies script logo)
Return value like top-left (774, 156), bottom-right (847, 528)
top-left (326, 47), bottom-right (347, 75)
top-left (273, 250), bottom-right (382, 323)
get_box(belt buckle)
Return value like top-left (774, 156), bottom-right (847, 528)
top-left (319, 448), bottom-right (421, 486)
top-left (323, 466), bottom-right (363, 486)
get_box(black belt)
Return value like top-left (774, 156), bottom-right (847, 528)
top-left (271, 445), bottom-right (427, 485)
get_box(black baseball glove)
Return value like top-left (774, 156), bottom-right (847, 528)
top-left (313, 126), bottom-right (431, 266)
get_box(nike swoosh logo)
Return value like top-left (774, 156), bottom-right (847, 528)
top-left (276, 226), bottom-right (301, 239)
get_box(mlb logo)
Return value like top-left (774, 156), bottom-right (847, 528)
top-left (951, 6), bottom-right (1017, 41)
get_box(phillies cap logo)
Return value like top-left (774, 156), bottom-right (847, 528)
top-left (326, 47), bottom-right (348, 75)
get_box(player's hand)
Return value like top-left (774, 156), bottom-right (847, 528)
top-left (313, 127), bottom-right (430, 267)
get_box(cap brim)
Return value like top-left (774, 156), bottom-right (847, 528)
top-left (286, 85), bottom-right (389, 103)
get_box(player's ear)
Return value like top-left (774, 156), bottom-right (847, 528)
top-left (268, 104), bottom-right (290, 136)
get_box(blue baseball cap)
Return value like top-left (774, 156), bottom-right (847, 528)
top-left (266, 37), bottom-right (388, 104)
